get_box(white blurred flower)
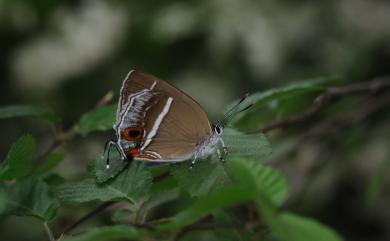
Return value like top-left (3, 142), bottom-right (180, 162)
top-left (206, 0), bottom-right (317, 79)
top-left (11, 0), bottom-right (128, 90)
top-left (150, 3), bottom-right (200, 42)
top-left (339, 0), bottom-right (390, 38)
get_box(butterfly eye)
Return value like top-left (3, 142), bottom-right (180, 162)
top-left (214, 125), bottom-right (222, 135)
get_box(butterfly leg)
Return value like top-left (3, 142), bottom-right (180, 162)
top-left (215, 145), bottom-right (225, 163)
top-left (104, 140), bottom-right (116, 169)
top-left (218, 137), bottom-right (228, 159)
top-left (189, 153), bottom-right (199, 171)
top-left (104, 140), bottom-right (124, 169)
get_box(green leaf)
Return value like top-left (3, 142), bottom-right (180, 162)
top-left (276, 92), bottom-right (318, 119)
top-left (171, 159), bottom-right (230, 197)
top-left (61, 225), bottom-right (141, 241)
top-left (222, 128), bottom-right (272, 160)
top-left (0, 134), bottom-right (36, 180)
top-left (150, 164), bottom-right (170, 178)
top-left (229, 76), bottom-right (336, 128)
top-left (89, 151), bottom-right (127, 183)
top-left (213, 211), bottom-right (255, 241)
top-left (247, 77), bottom-right (332, 109)
top-left (170, 128), bottom-right (271, 197)
top-left (150, 175), bottom-right (177, 194)
top-left (34, 152), bottom-right (64, 175)
top-left (0, 177), bottom-right (59, 221)
top-left (271, 212), bottom-right (343, 241)
top-left (78, 104), bottom-right (116, 136)
top-left (57, 162), bottom-right (152, 204)
top-left (253, 196), bottom-right (343, 241)
top-left (43, 173), bottom-right (66, 187)
top-left (141, 188), bottom-right (179, 211)
top-left (158, 186), bottom-right (255, 231)
top-left (227, 158), bottom-right (288, 207)
top-left (138, 189), bottom-right (179, 220)
top-left (0, 105), bottom-right (59, 123)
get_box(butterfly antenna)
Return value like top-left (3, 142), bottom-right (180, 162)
top-left (224, 103), bottom-right (253, 120)
top-left (218, 93), bottom-right (252, 127)
top-left (222, 92), bottom-right (250, 119)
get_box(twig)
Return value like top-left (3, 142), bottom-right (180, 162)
top-left (259, 77), bottom-right (390, 133)
top-left (270, 91), bottom-right (390, 165)
top-left (60, 202), bottom-right (115, 238)
top-left (36, 91), bottom-right (114, 167)
top-left (277, 93), bottom-right (390, 207)
top-left (302, 93), bottom-right (390, 139)
top-left (146, 217), bottom-right (173, 225)
top-left (185, 222), bottom-right (253, 230)
top-left (43, 222), bottom-right (55, 241)
top-left (96, 91), bottom-right (114, 108)
top-left (153, 171), bottom-right (171, 182)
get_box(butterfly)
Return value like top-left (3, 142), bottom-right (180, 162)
top-left (104, 70), bottom-right (251, 170)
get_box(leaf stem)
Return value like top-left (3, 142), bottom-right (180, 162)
top-left (60, 202), bottom-right (115, 237)
top-left (43, 222), bottom-right (55, 241)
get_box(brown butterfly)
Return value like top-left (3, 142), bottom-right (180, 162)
top-left (105, 70), bottom-right (250, 169)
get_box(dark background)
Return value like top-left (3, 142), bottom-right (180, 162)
top-left (0, 1), bottom-right (389, 241)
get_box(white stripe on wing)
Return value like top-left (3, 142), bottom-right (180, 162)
top-left (141, 97), bottom-right (173, 151)
top-left (115, 70), bottom-right (135, 126)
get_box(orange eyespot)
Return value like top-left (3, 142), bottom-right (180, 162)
top-left (122, 127), bottom-right (143, 141)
